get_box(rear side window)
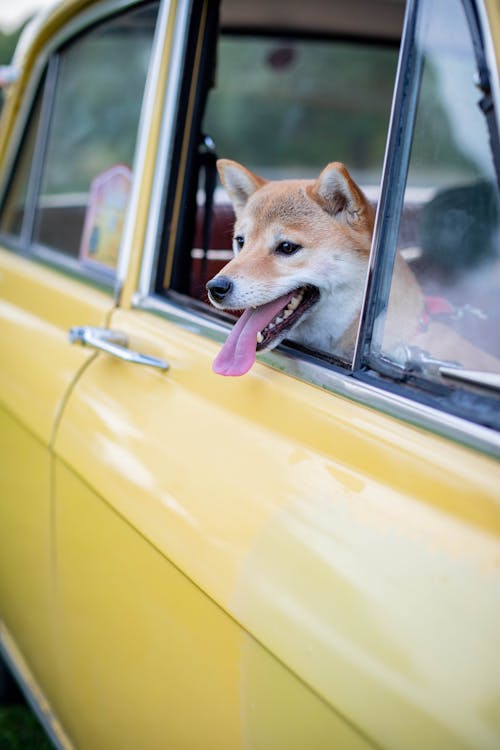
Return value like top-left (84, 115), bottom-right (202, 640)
top-left (0, 2), bottom-right (159, 281)
top-left (0, 87), bottom-right (43, 238)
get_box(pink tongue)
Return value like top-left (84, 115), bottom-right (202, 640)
top-left (213, 292), bottom-right (293, 376)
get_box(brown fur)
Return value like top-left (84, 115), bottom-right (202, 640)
top-left (208, 159), bottom-right (499, 372)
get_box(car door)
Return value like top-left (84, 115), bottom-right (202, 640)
top-left (52, 1), bottom-right (500, 749)
top-left (0, 0), bottom-right (160, 733)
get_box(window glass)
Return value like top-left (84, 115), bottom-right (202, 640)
top-left (0, 88), bottom-right (43, 238)
top-left (33, 3), bottom-right (159, 272)
top-left (372, 0), bottom-right (500, 378)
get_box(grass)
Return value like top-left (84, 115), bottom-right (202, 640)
top-left (0, 704), bottom-right (54, 749)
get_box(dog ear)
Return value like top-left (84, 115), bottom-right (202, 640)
top-left (217, 159), bottom-right (266, 214)
top-left (308, 162), bottom-right (369, 221)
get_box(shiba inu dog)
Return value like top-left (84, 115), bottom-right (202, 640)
top-left (207, 159), bottom-right (499, 376)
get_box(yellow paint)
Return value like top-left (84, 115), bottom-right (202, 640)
top-left (0, 244), bottom-right (114, 750)
top-left (54, 306), bottom-right (500, 750)
top-left (0, 247), bottom-right (112, 443)
top-left (51, 461), bottom-right (368, 749)
top-left (0, 412), bottom-right (55, 703)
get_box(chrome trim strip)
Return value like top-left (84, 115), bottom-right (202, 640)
top-left (133, 292), bottom-right (500, 458)
top-left (0, 62), bottom-right (46, 212)
top-left (137, 0), bottom-right (192, 297)
top-left (439, 366), bottom-right (500, 391)
top-left (27, 0), bottom-right (142, 56)
top-left (353, 0), bottom-right (419, 370)
top-left (115, 0), bottom-right (173, 297)
top-left (25, 242), bottom-right (115, 288)
top-left (20, 55), bottom-right (59, 248)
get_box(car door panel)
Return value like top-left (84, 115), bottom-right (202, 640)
top-left (53, 457), bottom-right (370, 750)
top-left (0, 248), bottom-right (110, 442)
top-left (0, 245), bottom-right (114, 709)
top-left (0, 409), bottom-right (54, 701)
top-left (54, 305), bottom-right (500, 750)
top-left (0, 0), bottom-right (159, 713)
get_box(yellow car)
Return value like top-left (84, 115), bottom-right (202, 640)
top-left (0, 0), bottom-right (499, 748)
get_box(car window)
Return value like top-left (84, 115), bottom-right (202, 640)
top-left (0, 2), bottom-right (159, 278)
top-left (371, 0), bottom-right (500, 373)
top-left (160, 15), bottom-right (399, 369)
top-left (0, 85), bottom-right (43, 239)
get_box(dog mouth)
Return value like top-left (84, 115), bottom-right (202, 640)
top-left (212, 284), bottom-right (320, 376)
top-left (255, 284), bottom-right (319, 351)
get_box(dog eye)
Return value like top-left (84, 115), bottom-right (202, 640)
top-left (234, 235), bottom-right (245, 251)
top-left (276, 241), bottom-right (301, 255)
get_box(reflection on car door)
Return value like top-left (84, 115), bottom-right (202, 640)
top-left (53, 305), bottom-right (374, 749)
top-left (53, 301), bottom-right (500, 750)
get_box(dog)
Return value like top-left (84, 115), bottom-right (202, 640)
top-left (206, 159), bottom-right (499, 376)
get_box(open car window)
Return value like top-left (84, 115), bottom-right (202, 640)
top-left (160, 6), bottom-right (400, 367)
top-left (203, 35), bottom-right (397, 181)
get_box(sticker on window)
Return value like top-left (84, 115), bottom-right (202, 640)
top-left (79, 164), bottom-right (132, 271)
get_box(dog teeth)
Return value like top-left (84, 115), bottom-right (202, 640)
top-left (256, 289), bottom-right (307, 341)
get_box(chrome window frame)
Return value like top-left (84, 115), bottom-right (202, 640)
top-left (133, 292), bottom-right (500, 456)
top-left (0, 0), bottom-right (165, 293)
top-left (135, 0), bottom-right (192, 298)
top-left (132, 0), bottom-right (500, 458)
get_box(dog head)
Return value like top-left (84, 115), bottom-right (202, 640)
top-left (207, 159), bottom-right (374, 376)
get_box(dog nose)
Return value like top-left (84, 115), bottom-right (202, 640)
top-left (206, 276), bottom-right (233, 302)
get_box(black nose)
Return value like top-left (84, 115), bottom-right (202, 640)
top-left (206, 276), bottom-right (233, 302)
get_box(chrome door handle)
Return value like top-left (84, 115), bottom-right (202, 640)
top-left (69, 326), bottom-right (169, 370)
